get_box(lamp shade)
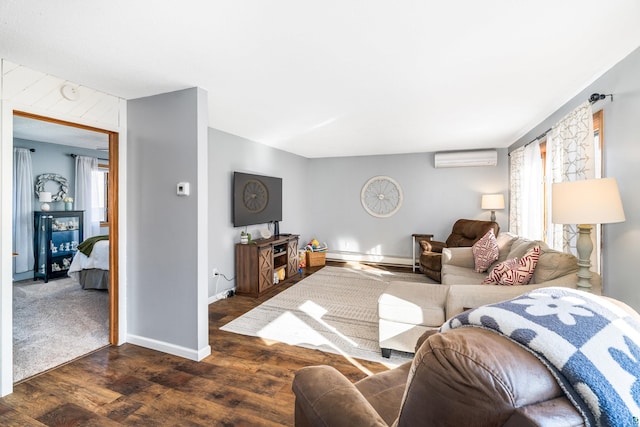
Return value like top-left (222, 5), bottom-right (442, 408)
top-left (552, 178), bottom-right (625, 224)
top-left (481, 194), bottom-right (505, 210)
top-left (38, 191), bottom-right (52, 203)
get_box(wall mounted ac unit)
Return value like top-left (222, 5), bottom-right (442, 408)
top-left (434, 149), bottom-right (498, 168)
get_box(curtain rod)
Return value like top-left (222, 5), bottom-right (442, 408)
top-left (521, 92), bottom-right (613, 149)
top-left (68, 153), bottom-right (109, 162)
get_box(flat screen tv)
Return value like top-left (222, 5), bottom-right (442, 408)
top-left (233, 171), bottom-right (283, 227)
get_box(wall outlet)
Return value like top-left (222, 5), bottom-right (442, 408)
top-left (212, 268), bottom-right (219, 277)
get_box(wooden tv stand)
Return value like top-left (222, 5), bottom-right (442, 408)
top-left (235, 234), bottom-right (299, 297)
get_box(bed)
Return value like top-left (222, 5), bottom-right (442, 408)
top-left (68, 238), bottom-right (110, 290)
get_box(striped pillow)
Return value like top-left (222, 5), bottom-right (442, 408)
top-left (472, 229), bottom-right (499, 273)
top-left (482, 246), bottom-right (540, 286)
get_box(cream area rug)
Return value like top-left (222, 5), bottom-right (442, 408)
top-left (13, 277), bottom-right (109, 382)
top-left (220, 265), bottom-right (431, 366)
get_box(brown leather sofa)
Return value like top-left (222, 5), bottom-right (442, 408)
top-left (293, 327), bottom-right (584, 426)
top-left (420, 218), bottom-right (499, 282)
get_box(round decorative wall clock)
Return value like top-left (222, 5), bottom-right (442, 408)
top-left (243, 179), bottom-right (268, 212)
top-left (361, 175), bottom-right (403, 218)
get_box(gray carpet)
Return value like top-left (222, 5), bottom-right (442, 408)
top-left (13, 277), bottom-right (109, 382)
top-left (220, 265), bottom-right (431, 366)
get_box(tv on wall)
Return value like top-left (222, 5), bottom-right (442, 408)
top-left (232, 171), bottom-right (282, 227)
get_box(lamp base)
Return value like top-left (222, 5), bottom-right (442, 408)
top-left (490, 210), bottom-right (496, 222)
top-left (41, 203), bottom-right (51, 212)
top-left (575, 224), bottom-right (593, 289)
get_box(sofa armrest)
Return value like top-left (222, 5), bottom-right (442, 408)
top-left (503, 397), bottom-right (583, 427)
top-left (420, 239), bottom-right (446, 253)
top-left (442, 247), bottom-right (475, 269)
top-left (292, 366), bottom-right (388, 427)
top-left (445, 284), bottom-right (556, 319)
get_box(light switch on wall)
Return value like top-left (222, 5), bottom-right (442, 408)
top-left (177, 182), bottom-right (190, 196)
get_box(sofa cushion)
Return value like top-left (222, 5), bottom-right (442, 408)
top-left (472, 229), bottom-right (499, 273)
top-left (506, 238), bottom-right (547, 260)
top-left (495, 232), bottom-right (518, 263)
top-left (483, 246), bottom-right (540, 286)
top-left (441, 264), bottom-right (486, 285)
top-left (531, 248), bottom-right (578, 283)
top-left (378, 281), bottom-right (449, 327)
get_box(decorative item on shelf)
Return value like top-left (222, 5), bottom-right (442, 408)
top-left (39, 191), bottom-right (52, 211)
top-left (240, 230), bottom-right (251, 244)
top-left (481, 193), bottom-right (505, 222)
top-left (260, 228), bottom-right (272, 239)
top-left (552, 178), bottom-right (625, 288)
top-left (34, 173), bottom-right (69, 202)
top-left (305, 238), bottom-right (328, 267)
top-left (63, 196), bottom-right (74, 211)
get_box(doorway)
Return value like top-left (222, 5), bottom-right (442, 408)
top-left (12, 111), bottom-right (119, 380)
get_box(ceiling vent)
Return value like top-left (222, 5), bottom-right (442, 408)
top-left (434, 149), bottom-right (498, 168)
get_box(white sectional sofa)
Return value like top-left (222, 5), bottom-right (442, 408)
top-left (378, 232), bottom-right (602, 356)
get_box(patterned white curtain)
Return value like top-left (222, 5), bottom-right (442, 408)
top-left (75, 156), bottom-right (100, 238)
top-left (13, 148), bottom-right (35, 273)
top-left (546, 101), bottom-right (595, 259)
top-left (509, 141), bottom-right (543, 239)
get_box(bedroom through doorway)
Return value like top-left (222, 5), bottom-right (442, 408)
top-left (11, 112), bottom-right (119, 382)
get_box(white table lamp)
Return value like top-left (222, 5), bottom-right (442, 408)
top-left (39, 192), bottom-right (52, 211)
top-left (481, 194), bottom-right (505, 222)
top-left (552, 178), bottom-right (625, 288)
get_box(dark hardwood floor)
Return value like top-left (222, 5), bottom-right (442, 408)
top-left (1, 262), bottom-right (412, 426)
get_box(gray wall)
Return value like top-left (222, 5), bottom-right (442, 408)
top-left (127, 87), bottom-right (209, 357)
top-left (306, 150), bottom-right (509, 260)
top-left (510, 46), bottom-right (640, 311)
top-left (207, 128), bottom-right (309, 298)
top-left (14, 138), bottom-right (107, 209)
top-left (207, 134), bottom-right (508, 299)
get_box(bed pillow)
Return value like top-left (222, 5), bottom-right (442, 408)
top-left (482, 245), bottom-right (540, 286)
top-left (472, 229), bottom-right (499, 273)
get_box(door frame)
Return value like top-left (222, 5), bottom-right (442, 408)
top-left (13, 111), bottom-right (119, 344)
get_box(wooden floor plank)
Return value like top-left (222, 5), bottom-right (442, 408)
top-left (1, 262), bottom-right (415, 426)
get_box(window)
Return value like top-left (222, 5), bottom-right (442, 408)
top-left (93, 163), bottom-right (109, 226)
top-left (536, 111), bottom-right (603, 242)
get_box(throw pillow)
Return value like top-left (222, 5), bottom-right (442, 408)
top-left (472, 229), bottom-right (499, 273)
top-left (482, 245), bottom-right (540, 286)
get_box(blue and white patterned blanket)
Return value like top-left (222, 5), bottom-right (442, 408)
top-left (441, 287), bottom-right (640, 427)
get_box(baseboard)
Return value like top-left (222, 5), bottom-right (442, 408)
top-left (127, 334), bottom-right (211, 361)
top-left (208, 288), bottom-right (235, 304)
top-left (326, 251), bottom-right (412, 267)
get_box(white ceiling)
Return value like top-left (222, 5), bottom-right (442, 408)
top-left (13, 116), bottom-right (109, 150)
top-left (2, 1), bottom-right (640, 158)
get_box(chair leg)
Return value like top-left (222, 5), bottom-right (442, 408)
top-left (381, 348), bottom-right (392, 358)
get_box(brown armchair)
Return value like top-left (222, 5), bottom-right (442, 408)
top-left (292, 327), bottom-right (583, 427)
top-left (419, 218), bottom-right (499, 282)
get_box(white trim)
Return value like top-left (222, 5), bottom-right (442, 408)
top-left (127, 334), bottom-right (212, 362)
top-left (326, 251), bottom-right (412, 267)
top-left (0, 94), bottom-right (14, 397)
top-left (116, 98), bottom-right (128, 345)
top-left (208, 289), bottom-right (233, 304)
